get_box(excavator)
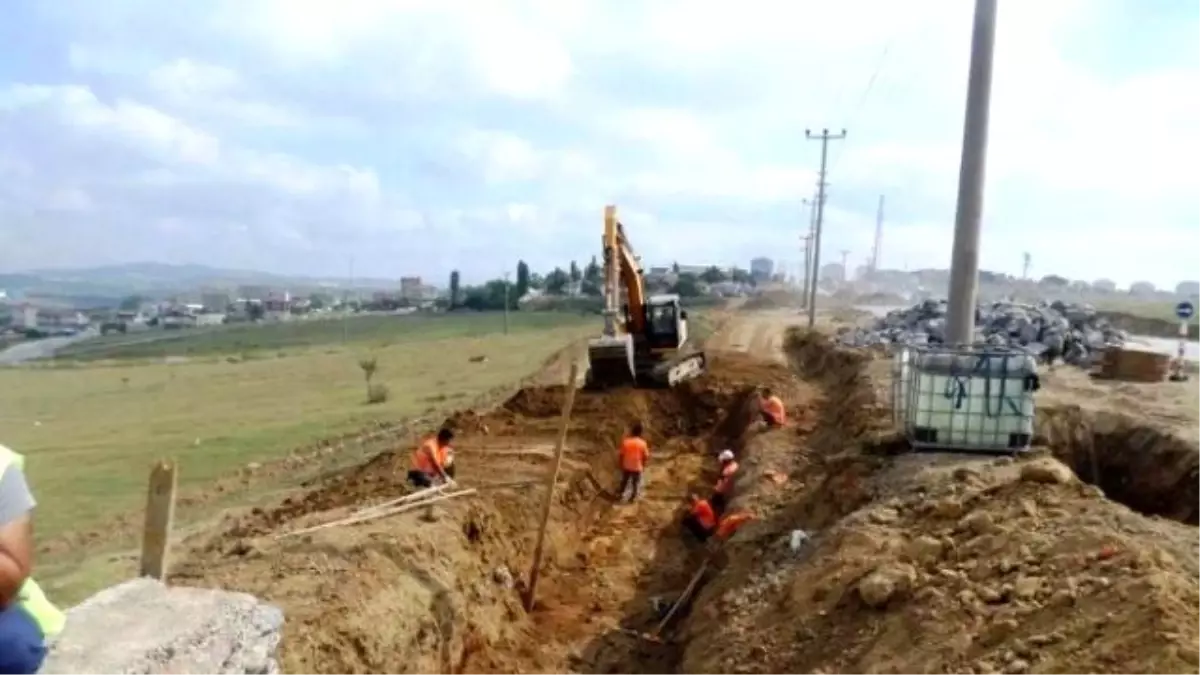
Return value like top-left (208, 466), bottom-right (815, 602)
top-left (584, 205), bottom-right (708, 389)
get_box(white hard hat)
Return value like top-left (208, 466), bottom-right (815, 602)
top-left (718, 449), bottom-right (735, 463)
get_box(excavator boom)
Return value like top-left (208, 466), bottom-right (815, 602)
top-left (585, 205), bottom-right (707, 389)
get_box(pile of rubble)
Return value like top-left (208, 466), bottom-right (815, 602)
top-left (839, 299), bottom-right (1129, 366)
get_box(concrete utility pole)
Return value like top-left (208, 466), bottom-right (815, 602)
top-left (871, 195), bottom-right (885, 275)
top-left (801, 197), bottom-right (817, 308)
top-left (839, 250), bottom-right (850, 282)
top-left (800, 232), bottom-right (813, 307)
top-left (1022, 252), bottom-right (1031, 280)
top-left (805, 129), bottom-right (846, 329)
top-left (945, 0), bottom-right (999, 346)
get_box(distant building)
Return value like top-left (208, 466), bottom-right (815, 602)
top-left (400, 276), bottom-right (422, 302)
top-left (819, 263), bottom-right (844, 283)
top-left (1130, 281), bottom-right (1156, 296)
top-left (1175, 280), bottom-right (1199, 297)
top-left (201, 291), bottom-right (231, 312)
top-left (750, 257), bottom-right (774, 281)
top-left (1092, 279), bottom-right (1117, 293)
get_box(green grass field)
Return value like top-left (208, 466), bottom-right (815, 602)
top-left (1, 310), bottom-right (595, 602)
top-left (53, 310), bottom-right (589, 361)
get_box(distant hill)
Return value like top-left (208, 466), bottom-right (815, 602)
top-left (0, 262), bottom-right (398, 307)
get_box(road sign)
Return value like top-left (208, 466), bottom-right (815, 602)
top-left (1176, 301), bottom-right (1195, 321)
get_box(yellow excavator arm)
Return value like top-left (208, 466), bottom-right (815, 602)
top-left (601, 205), bottom-right (646, 337)
top-left (587, 205), bottom-right (707, 389)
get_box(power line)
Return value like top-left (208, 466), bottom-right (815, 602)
top-left (826, 37), bottom-right (898, 177)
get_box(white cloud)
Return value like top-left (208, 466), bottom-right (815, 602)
top-left (0, 0), bottom-right (1195, 287)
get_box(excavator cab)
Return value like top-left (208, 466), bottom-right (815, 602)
top-left (586, 294), bottom-right (703, 389)
top-left (643, 295), bottom-right (688, 350)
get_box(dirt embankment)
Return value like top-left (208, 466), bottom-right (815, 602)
top-left (171, 339), bottom-right (810, 674)
top-left (671, 329), bottom-right (1200, 674)
top-left (1097, 310), bottom-right (1199, 340)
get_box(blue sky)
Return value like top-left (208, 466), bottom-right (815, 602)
top-left (0, 0), bottom-right (1196, 287)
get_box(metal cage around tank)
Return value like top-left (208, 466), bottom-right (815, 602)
top-left (891, 343), bottom-right (1040, 454)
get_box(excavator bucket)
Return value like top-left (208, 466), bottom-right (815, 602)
top-left (585, 334), bottom-right (637, 389)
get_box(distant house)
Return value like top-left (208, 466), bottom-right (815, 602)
top-left (13, 304), bottom-right (89, 331)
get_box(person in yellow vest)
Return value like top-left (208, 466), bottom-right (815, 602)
top-left (0, 444), bottom-right (65, 674)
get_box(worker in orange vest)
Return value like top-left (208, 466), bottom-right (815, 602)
top-left (408, 427), bottom-right (455, 488)
top-left (759, 387), bottom-right (786, 428)
top-left (618, 422), bottom-right (649, 503)
top-left (682, 494), bottom-right (718, 542)
top-left (711, 449), bottom-right (739, 515)
top-left (714, 510), bottom-right (755, 541)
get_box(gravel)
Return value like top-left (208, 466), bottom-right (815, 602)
top-left (839, 299), bottom-right (1129, 367)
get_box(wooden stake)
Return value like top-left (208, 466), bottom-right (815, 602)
top-left (277, 488), bottom-right (477, 539)
top-left (524, 362), bottom-right (580, 612)
top-left (140, 460), bottom-right (177, 581)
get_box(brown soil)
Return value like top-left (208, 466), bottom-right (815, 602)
top-left (675, 329), bottom-right (1200, 674)
top-left (171, 337), bottom-right (814, 674)
top-left (1097, 310), bottom-right (1199, 341)
top-left (170, 314), bottom-right (1200, 674)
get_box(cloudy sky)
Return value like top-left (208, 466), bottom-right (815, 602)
top-left (0, 0), bottom-right (1196, 287)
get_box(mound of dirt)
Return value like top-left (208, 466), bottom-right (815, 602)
top-left (673, 329), bottom-right (1200, 675)
top-left (171, 349), bottom-right (807, 674)
top-left (1097, 310), bottom-right (1199, 340)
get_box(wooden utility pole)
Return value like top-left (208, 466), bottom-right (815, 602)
top-left (140, 460), bottom-right (178, 580)
top-left (805, 129), bottom-right (846, 328)
top-left (524, 362), bottom-right (579, 611)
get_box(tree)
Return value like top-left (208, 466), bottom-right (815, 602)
top-left (307, 293), bottom-right (326, 310)
top-left (118, 295), bottom-right (145, 311)
top-left (582, 256), bottom-right (603, 296)
top-left (247, 301), bottom-right (265, 321)
top-left (515, 260), bottom-right (531, 300)
top-left (1039, 274), bottom-right (1069, 288)
top-left (449, 270), bottom-right (462, 308)
top-left (545, 267), bottom-right (570, 295)
top-left (672, 261), bottom-right (681, 274)
top-left (672, 273), bottom-right (702, 298)
top-left (700, 266), bottom-right (727, 284)
top-left (569, 260), bottom-right (582, 289)
top-left (730, 268), bottom-right (752, 284)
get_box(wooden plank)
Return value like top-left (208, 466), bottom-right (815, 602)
top-left (277, 488), bottom-right (477, 539)
top-left (139, 460), bottom-right (178, 581)
top-left (524, 362), bottom-right (580, 612)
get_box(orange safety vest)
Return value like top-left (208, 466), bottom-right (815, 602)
top-left (714, 460), bottom-right (740, 495)
top-left (716, 511), bottom-right (754, 540)
top-left (411, 438), bottom-right (443, 474)
top-left (762, 395), bottom-right (786, 425)
top-left (690, 499), bottom-right (717, 530)
top-left (620, 436), bottom-right (649, 472)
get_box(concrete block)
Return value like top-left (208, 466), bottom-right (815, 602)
top-left (40, 578), bottom-right (283, 674)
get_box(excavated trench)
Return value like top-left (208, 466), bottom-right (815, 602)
top-left (1034, 406), bottom-right (1199, 524)
top-left (174, 351), bottom-right (795, 674)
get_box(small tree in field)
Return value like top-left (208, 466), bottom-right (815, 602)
top-left (359, 357), bottom-right (389, 404)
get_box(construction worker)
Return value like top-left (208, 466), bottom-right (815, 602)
top-left (714, 510), bottom-right (755, 541)
top-left (618, 422), bottom-right (650, 503)
top-left (759, 387), bottom-right (786, 428)
top-left (0, 443), bottom-right (65, 674)
top-left (408, 428), bottom-right (455, 489)
top-left (682, 494), bottom-right (717, 542)
top-left (711, 449), bottom-right (739, 515)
